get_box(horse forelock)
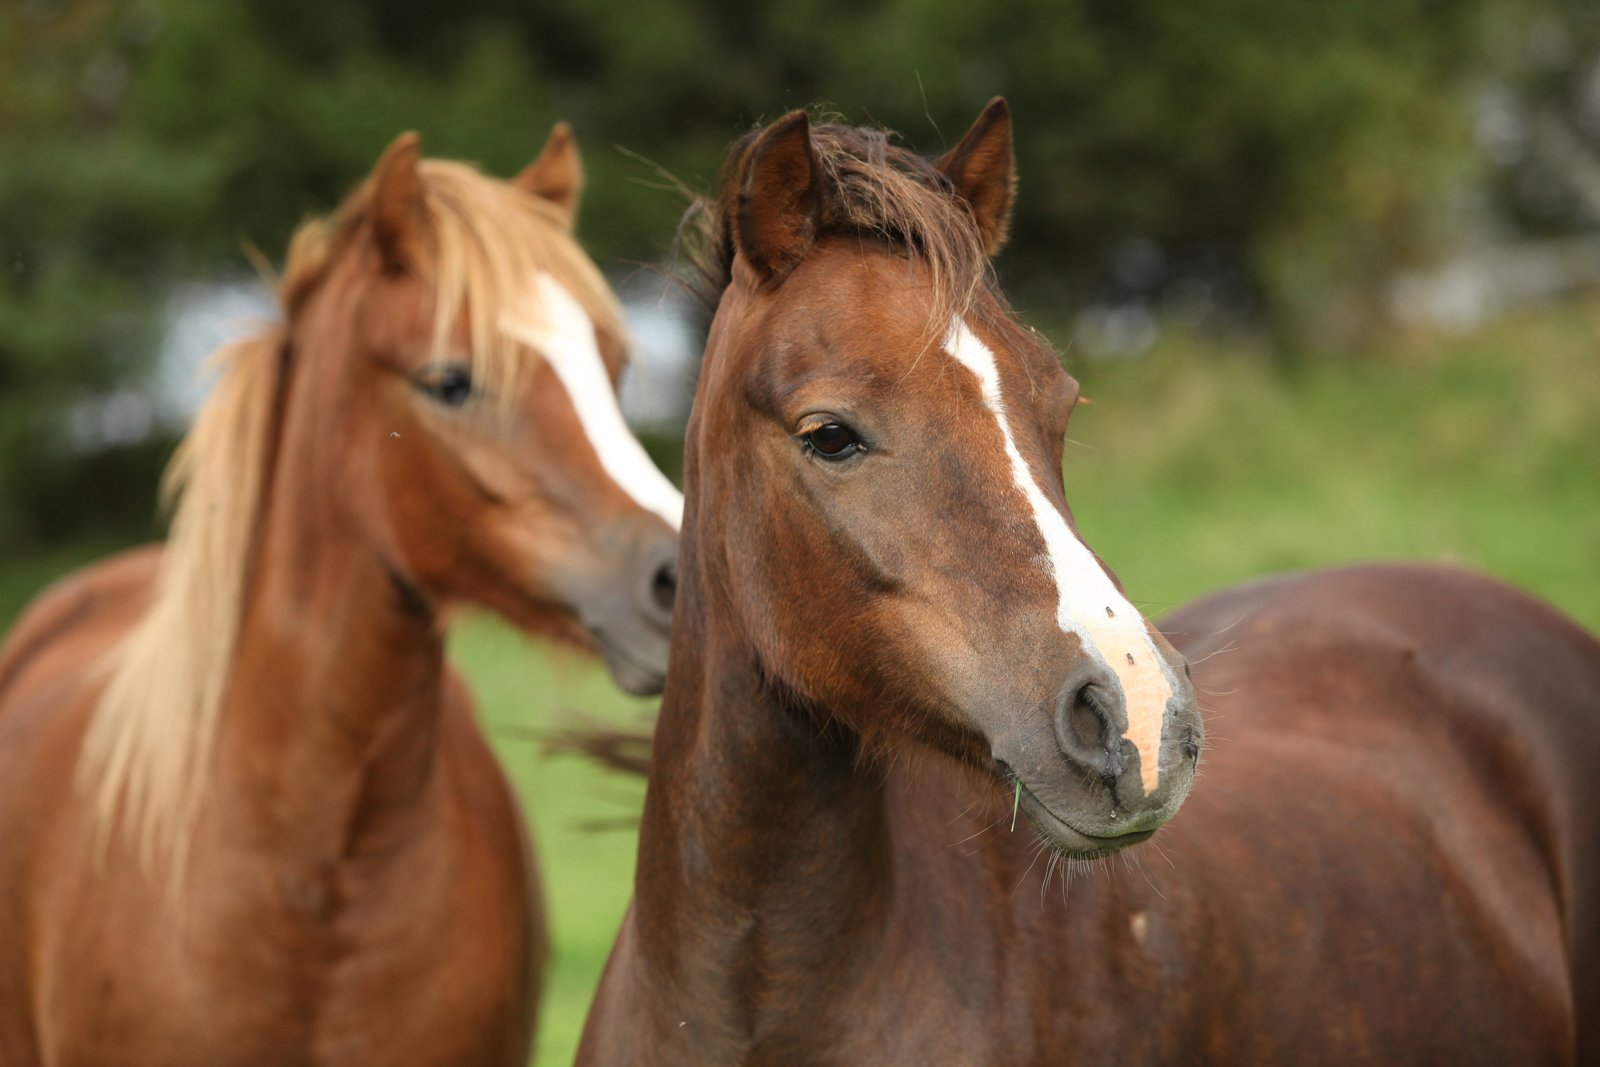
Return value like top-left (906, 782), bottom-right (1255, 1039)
top-left (82, 153), bottom-right (623, 874)
top-left (681, 116), bottom-right (993, 332)
top-left (310, 158), bottom-right (628, 402)
top-left (406, 159), bottom-right (627, 404)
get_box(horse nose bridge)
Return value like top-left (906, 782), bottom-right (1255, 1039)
top-left (579, 513), bottom-right (677, 603)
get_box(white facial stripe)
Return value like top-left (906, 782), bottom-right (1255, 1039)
top-left (501, 275), bottom-right (684, 530)
top-left (944, 319), bottom-right (1172, 794)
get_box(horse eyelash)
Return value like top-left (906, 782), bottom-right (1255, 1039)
top-left (798, 438), bottom-right (869, 461)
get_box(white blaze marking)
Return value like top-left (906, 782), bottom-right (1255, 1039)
top-left (502, 275), bottom-right (684, 530)
top-left (944, 319), bottom-right (1173, 793)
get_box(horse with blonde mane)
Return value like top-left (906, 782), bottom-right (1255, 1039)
top-left (0, 125), bottom-right (680, 1065)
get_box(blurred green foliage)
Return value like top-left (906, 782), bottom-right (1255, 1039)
top-left (1, 0), bottom-right (1594, 548)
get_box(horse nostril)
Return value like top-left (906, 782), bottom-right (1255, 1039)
top-left (649, 558), bottom-right (677, 616)
top-left (1069, 684), bottom-right (1116, 755)
top-left (1053, 676), bottom-right (1127, 782)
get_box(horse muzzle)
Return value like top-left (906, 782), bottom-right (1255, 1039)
top-left (992, 664), bottom-right (1202, 857)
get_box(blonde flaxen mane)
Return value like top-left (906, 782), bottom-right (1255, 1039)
top-left (81, 153), bottom-right (624, 870)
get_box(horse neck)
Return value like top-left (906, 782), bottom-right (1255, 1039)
top-left (631, 563), bottom-right (895, 1024)
top-left (214, 347), bottom-right (447, 862)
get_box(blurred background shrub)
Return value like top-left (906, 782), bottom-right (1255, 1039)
top-left (3, 0), bottom-right (1599, 549)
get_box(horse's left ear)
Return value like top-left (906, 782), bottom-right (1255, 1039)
top-left (514, 122), bottom-right (584, 226)
top-left (735, 110), bottom-right (824, 282)
top-left (370, 131), bottom-right (426, 273)
top-left (935, 97), bottom-right (1016, 257)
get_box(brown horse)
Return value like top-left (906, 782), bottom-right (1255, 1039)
top-left (576, 101), bottom-right (1600, 1064)
top-left (0, 126), bottom-right (681, 1065)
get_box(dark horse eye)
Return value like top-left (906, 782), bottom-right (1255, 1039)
top-left (419, 364), bottom-right (474, 407)
top-left (802, 422), bottom-right (863, 460)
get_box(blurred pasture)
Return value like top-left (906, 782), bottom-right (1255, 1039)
top-left (2, 2), bottom-right (1599, 1064)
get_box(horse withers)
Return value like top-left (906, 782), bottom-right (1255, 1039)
top-left (0, 125), bottom-right (680, 1065)
top-left (576, 101), bottom-right (1600, 1064)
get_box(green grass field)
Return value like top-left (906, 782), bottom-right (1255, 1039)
top-left (2, 299), bottom-right (1596, 1064)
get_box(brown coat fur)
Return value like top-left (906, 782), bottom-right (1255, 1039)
top-left (0, 126), bottom-right (678, 1065)
top-left (579, 105), bottom-right (1600, 1065)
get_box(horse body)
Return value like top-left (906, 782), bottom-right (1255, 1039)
top-left (0, 124), bottom-right (681, 1065)
top-left (0, 551), bottom-right (533, 1065)
top-left (1156, 565), bottom-right (1596, 1062)
top-left (585, 565), bottom-right (1596, 1065)
top-left (579, 102), bottom-right (1600, 1064)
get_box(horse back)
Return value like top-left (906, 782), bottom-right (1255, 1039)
top-left (1163, 562), bottom-right (1600, 1062)
top-left (0, 547), bottom-right (159, 1063)
top-left (0, 544), bottom-right (161, 713)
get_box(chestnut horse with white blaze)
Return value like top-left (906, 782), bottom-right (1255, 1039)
top-left (577, 101), bottom-right (1600, 1064)
top-left (0, 126), bottom-right (680, 1065)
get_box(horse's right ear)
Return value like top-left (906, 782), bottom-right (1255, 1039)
top-left (370, 131), bottom-right (426, 273)
top-left (735, 111), bottom-right (823, 282)
top-left (935, 98), bottom-right (1016, 257)
top-left (514, 121), bottom-right (584, 226)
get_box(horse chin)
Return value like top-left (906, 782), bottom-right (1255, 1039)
top-left (482, 587), bottom-right (668, 694)
top-left (593, 632), bottom-right (668, 696)
top-left (1011, 778), bottom-right (1160, 860)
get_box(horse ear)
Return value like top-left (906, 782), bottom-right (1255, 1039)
top-left (735, 110), bottom-right (823, 282)
top-left (514, 121), bottom-right (584, 225)
top-left (935, 97), bottom-right (1016, 257)
top-left (370, 131), bottom-right (426, 272)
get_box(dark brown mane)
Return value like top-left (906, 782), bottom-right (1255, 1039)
top-left (680, 117), bottom-right (992, 324)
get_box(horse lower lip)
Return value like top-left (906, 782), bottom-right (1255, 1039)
top-left (593, 632), bottom-right (666, 690)
top-left (1011, 779), bottom-right (1157, 855)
